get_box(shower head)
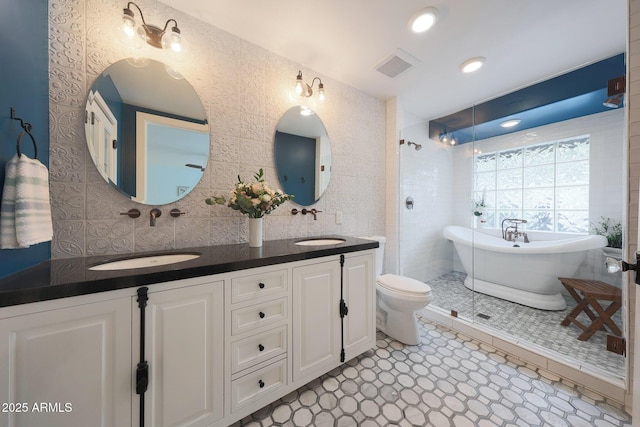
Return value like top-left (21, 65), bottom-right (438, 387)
top-left (407, 141), bottom-right (422, 151)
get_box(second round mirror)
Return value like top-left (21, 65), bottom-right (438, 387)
top-left (274, 106), bottom-right (331, 206)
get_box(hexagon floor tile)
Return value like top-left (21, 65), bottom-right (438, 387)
top-left (232, 318), bottom-right (631, 427)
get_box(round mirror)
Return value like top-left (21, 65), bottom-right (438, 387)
top-left (85, 58), bottom-right (209, 205)
top-left (274, 106), bottom-right (332, 206)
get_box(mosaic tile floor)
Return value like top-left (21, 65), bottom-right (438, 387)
top-left (425, 272), bottom-right (625, 378)
top-left (233, 318), bottom-right (631, 427)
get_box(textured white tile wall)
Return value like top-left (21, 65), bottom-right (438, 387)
top-left (397, 120), bottom-right (454, 281)
top-left (48, 0), bottom-right (386, 258)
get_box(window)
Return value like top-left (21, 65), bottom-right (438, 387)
top-left (474, 135), bottom-right (590, 233)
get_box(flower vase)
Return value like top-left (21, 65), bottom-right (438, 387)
top-left (249, 217), bottom-right (263, 247)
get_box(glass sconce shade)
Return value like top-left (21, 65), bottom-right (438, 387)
top-left (294, 71), bottom-right (325, 102)
top-left (161, 27), bottom-right (182, 53)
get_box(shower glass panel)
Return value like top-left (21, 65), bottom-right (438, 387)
top-left (399, 104), bottom-right (626, 381)
top-left (398, 111), bottom-right (476, 323)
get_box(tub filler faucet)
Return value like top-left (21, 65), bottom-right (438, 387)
top-left (502, 218), bottom-right (528, 242)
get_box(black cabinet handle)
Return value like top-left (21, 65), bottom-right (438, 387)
top-left (259, 311), bottom-right (265, 319)
top-left (258, 380), bottom-right (265, 388)
top-left (258, 344), bottom-right (265, 352)
top-left (258, 282), bottom-right (265, 289)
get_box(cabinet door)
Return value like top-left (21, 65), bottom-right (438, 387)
top-left (137, 280), bottom-right (224, 427)
top-left (0, 297), bottom-right (132, 427)
top-left (292, 260), bottom-right (341, 381)
top-left (343, 253), bottom-right (376, 359)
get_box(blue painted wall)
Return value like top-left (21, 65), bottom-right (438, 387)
top-left (0, 0), bottom-right (50, 278)
top-left (274, 131), bottom-right (316, 206)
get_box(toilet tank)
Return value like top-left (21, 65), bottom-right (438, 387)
top-left (359, 235), bottom-right (386, 277)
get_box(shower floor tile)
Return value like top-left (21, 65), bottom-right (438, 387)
top-left (425, 271), bottom-right (625, 379)
top-left (233, 318), bottom-right (631, 426)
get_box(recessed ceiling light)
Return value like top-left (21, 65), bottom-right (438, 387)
top-left (460, 57), bottom-right (485, 73)
top-left (409, 7), bottom-right (439, 33)
top-left (500, 119), bottom-right (521, 128)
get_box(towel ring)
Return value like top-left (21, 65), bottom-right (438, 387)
top-left (16, 130), bottom-right (38, 159)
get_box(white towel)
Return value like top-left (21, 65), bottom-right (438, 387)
top-left (0, 154), bottom-right (53, 248)
top-left (0, 155), bottom-right (19, 248)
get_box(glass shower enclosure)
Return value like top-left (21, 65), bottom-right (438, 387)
top-left (398, 96), bottom-right (627, 381)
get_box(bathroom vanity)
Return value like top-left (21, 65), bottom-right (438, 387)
top-left (0, 237), bottom-right (377, 427)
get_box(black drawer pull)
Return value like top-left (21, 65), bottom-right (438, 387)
top-left (258, 282), bottom-right (265, 289)
top-left (258, 344), bottom-right (265, 352)
top-left (259, 311), bottom-right (265, 319)
top-left (258, 380), bottom-right (265, 388)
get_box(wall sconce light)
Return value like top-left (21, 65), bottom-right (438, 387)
top-left (295, 71), bottom-right (325, 102)
top-left (122, 2), bottom-right (183, 52)
top-left (439, 132), bottom-right (457, 146)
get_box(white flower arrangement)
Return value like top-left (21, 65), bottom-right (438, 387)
top-left (206, 169), bottom-right (294, 218)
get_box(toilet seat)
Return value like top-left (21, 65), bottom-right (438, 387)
top-left (377, 274), bottom-right (432, 298)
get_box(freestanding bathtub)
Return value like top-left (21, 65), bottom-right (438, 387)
top-left (442, 225), bottom-right (608, 310)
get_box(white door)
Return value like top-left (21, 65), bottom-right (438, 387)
top-left (0, 298), bottom-right (132, 427)
top-left (136, 281), bottom-right (224, 427)
top-left (86, 90), bottom-right (118, 184)
top-left (292, 259), bottom-right (341, 382)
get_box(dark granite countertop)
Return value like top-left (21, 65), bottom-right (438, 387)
top-left (0, 236), bottom-right (378, 308)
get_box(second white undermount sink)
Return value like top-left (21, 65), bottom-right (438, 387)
top-left (89, 253), bottom-right (201, 271)
top-left (295, 238), bottom-right (346, 246)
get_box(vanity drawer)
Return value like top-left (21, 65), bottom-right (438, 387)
top-left (231, 297), bottom-right (288, 336)
top-left (231, 269), bottom-right (288, 303)
top-left (231, 357), bottom-right (287, 412)
top-left (231, 325), bottom-right (287, 374)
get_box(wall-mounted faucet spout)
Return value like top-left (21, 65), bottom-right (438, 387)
top-left (150, 208), bottom-right (162, 226)
top-left (302, 208), bottom-right (322, 220)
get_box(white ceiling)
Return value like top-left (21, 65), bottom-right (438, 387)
top-left (157, 0), bottom-right (627, 121)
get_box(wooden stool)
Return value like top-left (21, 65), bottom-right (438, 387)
top-left (558, 277), bottom-right (622, 341)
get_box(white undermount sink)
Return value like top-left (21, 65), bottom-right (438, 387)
top-left (295, 238), bottom-right (346, 246)
top-left (89, 253), bottom-right (201, 271)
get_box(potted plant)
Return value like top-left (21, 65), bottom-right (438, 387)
top-left (206, 169), bottom-right (294, 247)
top-left (592, 217), bottom-right (622, 258)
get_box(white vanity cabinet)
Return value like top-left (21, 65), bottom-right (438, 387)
top-left (342, 253), bottom-right (376, 359)
top-left (292, 258), bottom-right (341, 382)
top-left (0, 292), bottom-right (133, 427)
top-left (225, 267), bottom-right (290, 415)
top-left (292, 252), bottom-right (376, 383)
top-left (0, 244), bottom-right (376, 427)
top-left (135, 276), bottom-right (224, 427)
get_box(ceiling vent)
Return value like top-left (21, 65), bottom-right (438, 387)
top-left (375, 49), bottom-right (420, 78)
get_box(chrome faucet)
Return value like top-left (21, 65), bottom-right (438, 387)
top-left (502, 218), bottom-right (528, 242)
top-left (150, 208), bottom-right (162, 226)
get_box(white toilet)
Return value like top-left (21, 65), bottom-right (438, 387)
top-left (361, 236), bottom-right (432, 345)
